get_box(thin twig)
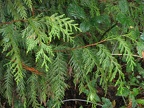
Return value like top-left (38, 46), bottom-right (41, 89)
top-left (99, 22), bottom-right (118, 40)
top-left (122, 96), bottom-right (127, 106)
top-left (22, 62), bottom-right (44, 75)
top-left (62, 99), bottom-right (103, 106)
top-left (112, 53), bottom-right (142, 58)
top-left (55, 39), bottom-right (107, 52)
top-left (0, 19), bottom-right (27, 26)
top-left (112, 41), bottom-right (118, 54)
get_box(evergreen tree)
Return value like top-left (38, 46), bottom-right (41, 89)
top-left (0, 0), bottom-right (144, 107)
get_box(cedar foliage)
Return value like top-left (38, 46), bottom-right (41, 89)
top-left (0, 0), bottom-right (144, 108)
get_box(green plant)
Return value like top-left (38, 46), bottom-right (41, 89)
top-left (0, 0), bottom-right (144, 108)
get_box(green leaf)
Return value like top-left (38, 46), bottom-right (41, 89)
top-left (136, 42), bottom-right (144, 57)
top-left (67, 3), bottom-right (86, 19)
top-left (117, 87), bottom-right (130, 97)
top-left (140, 32), bottom-right (144, 41)
top-left (118, 0), bottom-right (129, 14)
top-left (132, 88), bottom-right (139, 96)
top-left (136, 99), bottom-right (144, 105)
top-left (80, 21), bottom-right (91, 32)
top-left (116, 13), bottom-right (133, 26)
top-left (102, 97), bottom-right (113, 108)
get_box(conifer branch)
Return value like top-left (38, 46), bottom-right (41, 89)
top-left (0, 0), bottom-right (143, 107)
top-left (0, 19), bottom-right (27, 26)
